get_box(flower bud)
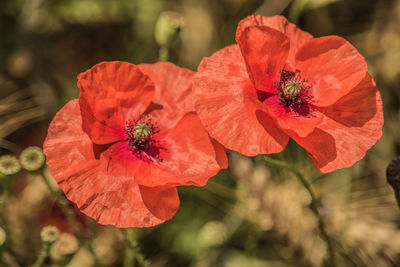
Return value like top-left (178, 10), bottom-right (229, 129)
top-left (50, 233), bottom-right (79, 264)
top-left (0, 155), bottom-right (21, 187)
top-left (40, 225), bottom-right (60, 244)
top-left (0, 155), bottom-right (21, 176)
top-left (155, 11), bottom-right (185, 48)
top-left (19, 146), bottom-right (45, 172)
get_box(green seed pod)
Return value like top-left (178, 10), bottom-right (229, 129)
top-left (134, 123), bottom-right (151, 144)
top-left (0, 155), bottom-right (21, 187)
top-left (40, 225), bottom-right (60, 244)
top-left (19, 146), bottom-right (46, 172)
top-left (283, 80), bottom-right (302, 101)
top-left (155, 11), bottom-right (185, 48)
top-left (0, 155), bottom-right (21, 176)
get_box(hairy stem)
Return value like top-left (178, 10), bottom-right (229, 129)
top-left (39, 173), bottom-right (81, 236)
top-left (263, 156), bottom-right (336, 267)
top-left (32, 243), bottom-right (50, 267)
top-left (40, 171), bottom-right (102, 265)
top-left (120, 228), bottom-right (148, 267)
top-left (0, 189), bottom-right (9, 214)
top-left (158, 46), bottom-right (169, 62)
top-left (288, 0), bottom-right (309, 24)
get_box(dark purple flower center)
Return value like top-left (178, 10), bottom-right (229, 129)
top-left (274, 70), bottom-right (312, 108)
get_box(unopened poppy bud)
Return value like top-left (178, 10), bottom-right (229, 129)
top-left (40, 225), bottom-right (60, 244)
top-left (387, 156), bottom-right (400, 191)
top-left (0, 155), bottom-right (21, 176)
top-left (50, 233), bottom-right (79, 264)
top-left (19, 146), bottom-right (45, 172)
top-left (0, 227), bottom-right (6, 247)
top-left (155, 11), bottom-right (185, 48)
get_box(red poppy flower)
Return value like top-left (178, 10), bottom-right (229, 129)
top-left (193, 15), bottom-right (383, 172)
top-left (43, 61), bottom-right (227, 227)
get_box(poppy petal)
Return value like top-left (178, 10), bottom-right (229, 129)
top-left (236, 25), bottom-right (290, 92)
top-left (236, 15), bottom-right (313, 70)
top-left (78, 61), bottom-right (155, 144)
top-left (130, 112), bottom-right (227, 187)
top-left (296, 36), bottom-right (368, 107)
top-left (291, 74), bottom-right (383, 172)
top-left (210, 137), bottom-right (229, 169)
top-left (43, 100), bottom-right (179, 227)
top-left (139, 185), bottom-right (180, 221)
top-left (264, 96), bottom-right (324, 138)
top-left (193, 45), bottom-right (289, 156)
top-left (138, 62), bottom-right (195, 130)
top-left (140, 62), bottom-right (229, 169)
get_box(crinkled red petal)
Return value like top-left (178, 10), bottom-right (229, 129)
top-left (236, 25), bottom-right (290, 93)
top-left (236, 15), bottom-right (313, 71)
top-left (264, 96), bottom-right (324, 138)
top-left (43, 100), bottom-right (179, 227)
top-left (139, 62), bottom-right (228, 169)
top-left (193, 45), bottom-right (289, 156)
top-left (78, 61), bottom-right (155, 144)
top-left (290, 74), bottom-right (383, 172)
top-left (106, 112), bottom-right (227, 187)
top-left (138, 62), bottom-right (195, 131)
top-left (295, 36), bottom-right (368, 107)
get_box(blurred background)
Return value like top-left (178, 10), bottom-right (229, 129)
top-left (1, 0), bottom-right (400, 266)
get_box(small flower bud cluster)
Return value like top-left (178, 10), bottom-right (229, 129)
top-left (0, 146), bottom-right (45, 181)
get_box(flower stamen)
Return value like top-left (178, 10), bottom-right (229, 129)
top-left (274, 70), bottom-right (312, 108)
top-left (124, 115), bottom-right (161, 160)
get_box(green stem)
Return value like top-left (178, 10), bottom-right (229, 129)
top-left (87, 220), bottom-right (101, 267)
top-left (39, 172), bottom-right (82, 238)
top-left (263, 157), bottom-right (336, 267)
top-left (40, 172), bottom-right (101, 265)
top-left (288, 0), bottom-right (309, 24)
top-left (120, 228), bottom-right (148, 267)
top-left (0, 189), bottom-right (10, 214)
top-left (32, 243), bottom-right (50, 267)
top-left (158, 46), bottom-right (169, 62)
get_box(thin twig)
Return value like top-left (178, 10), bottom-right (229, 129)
top-left (263, 156), bottom-right (337, 267)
